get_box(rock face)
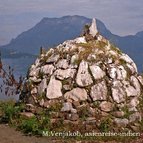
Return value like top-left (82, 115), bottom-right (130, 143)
top-left (89, 18), bottom-right (98, 37)
top-left (64, 88), bottom-right (88, 101)
top-left (76, 60), bottom-right (93, 87)
top-left (90, 81), bottom-right (107, 101)
top-left (46, 76), bottom-right (62, 99)
top-left (22, 18), bottom-right (143, 132)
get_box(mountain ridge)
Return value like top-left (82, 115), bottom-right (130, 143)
top-left (0, 15), bottom-right (143, 72)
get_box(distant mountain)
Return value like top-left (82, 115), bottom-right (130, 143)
top-left (0, 15), bottom-right (143, 72)
top-left (0, 15), bottom-right (112, 54)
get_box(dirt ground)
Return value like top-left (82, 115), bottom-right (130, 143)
top-left (0, 124), bottom-right (143, 143)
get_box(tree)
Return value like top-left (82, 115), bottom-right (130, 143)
top-left (0, 52), bottom-right (24, 96)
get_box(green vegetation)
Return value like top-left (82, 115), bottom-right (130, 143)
top-left (93, 101), bottom-right (100, 108)
top-left (99, 117), bottom-right (113, 132)
top-left (19, 117), bottom-right (40, 135)
top-left (0, 100), bottom-right (140, 142)
top-left (110, 44), bottom-right (122, 55)
top-left (38, 71), bottom-right (44, 79)
top-left (0, 100), bottom-right (50, 135)
top-left (48, 102), bottom-right (62, 112)
top-left (121, 106), bottom-right (133, 119)
top-left (78, 105), bottom-right (89, 120)
top-left (0, 100), bottom-right (25, 124)
top-left (37, 92), bottom-right (46, 100)
top-left (19, 113), bottom-right (50, 135)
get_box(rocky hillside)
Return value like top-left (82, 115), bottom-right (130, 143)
top-left (21, 19), bottom-right (143, 132)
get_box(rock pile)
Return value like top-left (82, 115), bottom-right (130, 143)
top-left (21, 18), bottom-right (143, 132)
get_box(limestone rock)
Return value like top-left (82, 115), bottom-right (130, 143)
top-left (89, 65), bottom-right (105, 80)
top-left (64, 88), bottom-right (88, 102)
top-left (39, 99), bottom-right (44, 107)
top-left (127, 98), bottom-right (139, 112)
top-left (117, 66), bottom-right (127, 80)
top-left (76, 60), bottom-right (93, 87)
top-left (74, 36), bottom-right (86, 44)
top-left (90, 81), bottom-right (107, 101)
top-left (112, 111), bottom-right (125, 118)
top-left (54, 69), bottom-right (76, 80)
top-left (56, 59), bottom-right (69, 69)
top-left (89, 18), bottom-right (98, 37)
top-left (29, 76), bottom-right (41, 83)
top-left (120, 54), bottom-right (137, 73)
top-left (125, 84), bottom-right (139, 97)
top-left (111, 81), bottom-right (126, 103)
top-left (29, 66), bottom-right (40, 77)
top-left (129, 112), bottom-right (141, 122)
top-left (87, 54), bottom-right (96, 61)
top-left (99, 101), bottom-right (114, 112)
top-left (137, 76), bottom-right (143, 86)
top-left (38, 78), bottom-right (47, 95)
top-left (72, 101), bottom-right (80, 108)
top-left (129, 98), bottom-right (139, 108)
top-left (34, 58), bottom-right (40, 67)
top-left (46, 54), bottom-right (59, 63)
top-left (109, 65), bottom-right (127, 80)
top-left (71, 108), bottom-right (77, 114)
top-left (46, 76), bottom-right (62, 99)
top-left (114, 118), bottom-right (129, 127)
top-left (61, 102), bottom-right (73, 112)
top-left (41, 65), bottom-right (54, 75)
top-left (109, 67), bottom-right (117, 79)
top-left (131, 76), bottom-right (141, 96)
top-left (20, 112), bottom-right (35, 118)
top-left (70, 54), bottom-right (79, 66)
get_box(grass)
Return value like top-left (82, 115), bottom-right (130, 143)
top-left (0, 100), bottom-right (51, 135)
top-left (110, 44), bottom-right (122, 55)
top-left (0, 100), bottom-right (141, 142)
top-left (121, 105), bottom-right (134, 119)
top-left (48, 102), bottom-right (63, 112)
top-left (19, 112), bottom-right (51, 135)
top-left (78, 105), bottom-right (89, 120)
top-left (99, 117), bottom-right (113, 132)
top-left (0, 100), bottom-right (25, 124)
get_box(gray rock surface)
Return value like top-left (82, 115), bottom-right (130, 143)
top-left (46, 54), bottom-right (59, 63)
top-left (46, 76), bottom-right (62, 99)
top-left (56, 59), bottom-right (69, 69)
top-left (64, 88), bottom-right (88, 101)
top-left (89, 18), bottom-right (98, 37)
top-left (90, 81), bottom-right (107, 101)
top-left (61, 102), bottom-right (73, 112)
top-left (38, 78), bottom-right (47, 95)
top-left (54, 69), bottom-right (76, 80)
top-left (99, 101), bottom-right (114, 112)
top-left (76, 60), bottom-right (93, 87)
top-left (41, 65), bottom-right (54, 75)
top-left (111, 81), bottom-right (126, 103)
top-left (114, 118), bottom-right (129, 127)
top-left (89, 65), bottom-right (105, 80)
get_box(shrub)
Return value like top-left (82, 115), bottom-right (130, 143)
top-left (0, 100), bottom-right (22, 123)
top-left (19, 117), bottom-right (39, 135)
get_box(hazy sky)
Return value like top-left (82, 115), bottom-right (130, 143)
top-left (1, 0), bottom-right (143, 45)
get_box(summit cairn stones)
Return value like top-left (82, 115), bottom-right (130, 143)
top-left (22, 18), bottom-right (143, 132)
